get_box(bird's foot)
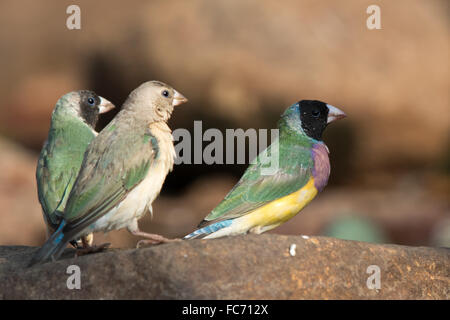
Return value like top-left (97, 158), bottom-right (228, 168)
top-left (136, 234), bottom-right (181, 248)
top-left (75, 242), bottom-right (111, 257)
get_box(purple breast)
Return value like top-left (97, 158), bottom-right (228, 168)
top-left (311, 143), bottom-right (331, 192)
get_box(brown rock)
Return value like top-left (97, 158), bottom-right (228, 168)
top-left (0, 235), bottom-right (448, 299)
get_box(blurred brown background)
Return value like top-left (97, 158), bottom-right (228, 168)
top-left (0, 0), bottom-right (448, 248)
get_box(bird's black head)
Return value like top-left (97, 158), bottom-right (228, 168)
top-left (299, 100), bottom-right (329, 140)
top-left (78, 90), bottom-right (114, 128)
top-left (79, 91), bottom-right (102, 128)
top-left (298, 100), bottom-right (346, 140)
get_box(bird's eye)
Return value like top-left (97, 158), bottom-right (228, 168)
top-left (87, 97), bottom-right (95, 106)
top-left (312, 109), bottom-right (320, 118)
top-left (161, 90), bottom-right (169, 98)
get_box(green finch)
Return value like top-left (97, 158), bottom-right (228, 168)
top-left (185, 100), bottom-right (346, 239)
top-left (30, 81), bottom-right (187, 265)
top-left (36, 90), bottom-right (114, 248)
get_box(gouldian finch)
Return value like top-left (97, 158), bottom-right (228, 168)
top-left (36, 91), bottom-right (115, 248)
top-left (30, 81), bottom-right (187, 265)
top-left (185, 100), bottom-right (346, 239)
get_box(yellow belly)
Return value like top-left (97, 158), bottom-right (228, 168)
top-left (238, 177), bottom-right (318, 233)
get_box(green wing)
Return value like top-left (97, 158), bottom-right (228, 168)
top-left (201, 136), bottom-right (314, 225)
top-left (36, 117), bottom-right (96, 229)
top-left (61, 122), bottom-right (157, 238)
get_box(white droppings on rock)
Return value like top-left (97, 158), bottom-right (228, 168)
top-left (289, 244), bottom-right (296, 257)
top-left (301, 235), bottom-right (310, 239)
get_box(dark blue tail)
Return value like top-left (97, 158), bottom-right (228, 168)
top-left (184, 220), bottom-right (232, 239)
top-left (28, 220), bottom-right (69, 266)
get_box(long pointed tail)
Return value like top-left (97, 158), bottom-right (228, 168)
top-left (28, 220), bottom-right (70, 267)
top-left (184, 220), bottom-right (233, 240)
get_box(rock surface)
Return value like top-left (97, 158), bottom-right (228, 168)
top-left (0, 235), bottom-right (448, 299)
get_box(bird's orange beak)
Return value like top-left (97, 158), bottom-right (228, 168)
top-left (98, 97), bottom-right (115, 114)
top-left (172, 90), bottom-right (188, 107)
top-left (326, 104), bottom-right (346, 123)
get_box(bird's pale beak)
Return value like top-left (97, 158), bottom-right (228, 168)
top-left (326, 104), bottom-right (346, 124)
top-left (98, 97), bottom-right (115, 114)
top-left (172, 90), bottom-right (188, 107)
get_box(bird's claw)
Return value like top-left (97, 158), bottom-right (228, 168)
top-left (136, 237), bottom-right (181, 248)
top-left (75, 242), bottom-right (111, 257)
